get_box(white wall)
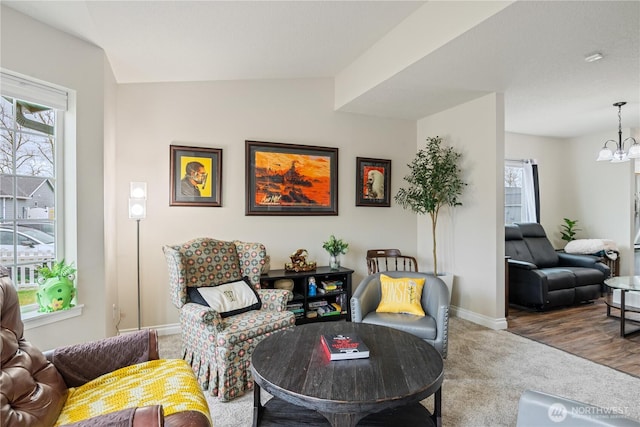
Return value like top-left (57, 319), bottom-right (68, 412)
top-left (115, 79), bottom-right (417, 330)
top-left (1, 5), bottom-right (518, 339)
top-left (103, 58), bottom-right (119, 336)
top-left (505, 129), bottom-right (637, 276)
top-left (417, 93), bottom-right (506, 329)
top-left (567, 130), bottom-right (635, 275)
top-left (1, 6), bottom-right (116, 349)
top-left (505, 132), bottom-right (572, 249)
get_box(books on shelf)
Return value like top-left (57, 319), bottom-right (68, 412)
top-left (320, 333), bottom-right (370, 360)
top-left (320, 280), bottom-right (343, 291)
top-left (316, 303), bottom-right (341, 317)
top-left (308, 300), bottom-right (328, 309)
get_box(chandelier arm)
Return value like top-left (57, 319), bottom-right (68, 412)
top-left (623, 137), bottom-right (638, 146)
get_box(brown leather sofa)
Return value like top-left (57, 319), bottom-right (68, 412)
top-left (0, 270), bottom-right (211, 427)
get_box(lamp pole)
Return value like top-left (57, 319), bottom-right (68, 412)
top-left (129, 182), bottom-right (147, 331)
top-left (136, 218), bottom-right (141, 330)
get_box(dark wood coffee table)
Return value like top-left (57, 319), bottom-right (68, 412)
top-left (251, 322), bottom-right (444, 427)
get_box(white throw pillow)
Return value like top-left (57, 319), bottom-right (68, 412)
top-left (188, 277), bottom-right (261, 317)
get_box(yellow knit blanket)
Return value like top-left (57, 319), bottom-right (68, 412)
top-left (55, 359), bottom-right (210, 425)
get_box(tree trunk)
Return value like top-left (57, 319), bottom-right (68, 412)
top-left (430, 211), bottom-right (438, 276)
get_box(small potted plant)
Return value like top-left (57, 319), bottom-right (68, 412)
top-left (560, 218), bottom-right (581, 243)
top-left (36, 259), bottom-right (77, 312)
top-left (322, 235), bottom-right (349, 270)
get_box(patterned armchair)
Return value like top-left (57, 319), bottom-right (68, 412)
top-left (163, 238), bottom-right (295, 401)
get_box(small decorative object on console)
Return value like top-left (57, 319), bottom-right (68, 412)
top-left (285, 249), bottom-right (317, 272)
top-left (321, 333), bottom-right (370, 360)
top-left (322, 235), bottom-right (349, 270)
top-left (36, 259), bottom-right (77, 312)
top-left (308, 276), bottom-right (317, 296)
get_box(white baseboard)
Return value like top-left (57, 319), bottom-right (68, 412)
top-left (451, 305), bottom-right (508, 330)
top-left (128, 310), bottom-right (508, 336)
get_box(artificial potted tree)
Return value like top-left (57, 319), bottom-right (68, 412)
top-left (395, 136), bottom-right (466, 302)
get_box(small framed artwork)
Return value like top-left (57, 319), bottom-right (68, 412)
top-left (245, 140), bottom-right (338, 216)
top-left (356, 157), bottom-right (391, 207)
top-left (170, 145), bottom-right (222, 207)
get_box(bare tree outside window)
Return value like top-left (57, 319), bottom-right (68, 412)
top-left (0, 94), bottom-right (57, 310)
top-left (505, 164), bottom-right (523, 224)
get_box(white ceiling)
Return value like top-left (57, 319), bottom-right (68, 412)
top-left (4, 0), bottom-right (639, 139)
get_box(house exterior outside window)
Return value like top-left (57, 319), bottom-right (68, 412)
top-left (0, 71), bottom-right (67, 313)
top-left (505, 159), bottom-right (539, 224)
top-left (505, 161), bottom-right (524, 224)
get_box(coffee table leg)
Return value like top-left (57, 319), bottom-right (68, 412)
top-left (318, 411), bottom-right (364, 427)
top-left (432, 387), bottom-right (442, 427)
top-left (620, 290), bottom-right (627, 337)
top-left (253, 383), bottom-right (263, 427)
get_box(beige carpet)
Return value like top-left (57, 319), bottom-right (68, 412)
top-left (158, 317), bottom-right (640, 426)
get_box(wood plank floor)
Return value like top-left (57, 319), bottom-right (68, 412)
top-left (507, 296), bottom-right (640, 378)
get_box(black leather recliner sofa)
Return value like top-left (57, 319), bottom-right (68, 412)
top-left (505, 222), bottom-right (610, 310)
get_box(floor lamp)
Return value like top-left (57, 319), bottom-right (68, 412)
top-left (129, 182), bottom-right (147, 330)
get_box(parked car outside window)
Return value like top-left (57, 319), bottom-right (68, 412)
top-left (0, 226), bottom-right (54, 254)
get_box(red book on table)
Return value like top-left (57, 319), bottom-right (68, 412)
top-left (320, 333), bottom-right (370, 361)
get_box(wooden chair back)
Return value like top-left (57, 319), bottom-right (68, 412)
top-left (366, 249), bottom-right (419, 275)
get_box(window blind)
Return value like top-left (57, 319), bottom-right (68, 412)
top-left (0, 71), bottom-right (68, 110)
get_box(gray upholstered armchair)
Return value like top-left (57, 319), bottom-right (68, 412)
top-left (350, 271), bottom-right (449, 358)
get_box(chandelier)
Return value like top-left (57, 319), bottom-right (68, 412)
top-left (596, 102), bottom-right (639, 162)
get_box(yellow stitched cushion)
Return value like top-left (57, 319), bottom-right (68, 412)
top-left (376, 274), bottom-right (426, 316)
top-left (55, 359), bottom-right (210, 426)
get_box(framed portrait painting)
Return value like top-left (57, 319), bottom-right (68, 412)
top-left (356, 157), bottom-right (391, 207)
top-left (170, 145), bottom-right (222, 207)
top-left (245, 140), bottom-right (338, 215)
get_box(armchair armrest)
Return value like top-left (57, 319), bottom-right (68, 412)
top-left (558, 253), bottom-right (611, 276)
top-left (257, 288), bottom-right (292, 312)
top-left (350, 275), bottom-right (382, 322)
top-left (508, 259), bottom-right (538, 270)
top-left (423, 277), bottom-right (449, 320)
top-left (558, 252), bottom-right (599, 268)
top-left (61, 405), bottom-right (164, 427)
top-left (44, 329), bottom-right (158, 388)
top-left (423, 277), bottom-right (450, 358)
top-left (181, 302), bottom-right (223, 331)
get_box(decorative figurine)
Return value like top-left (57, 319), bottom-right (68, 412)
top-left (36, 259), bottom-right (77, 312)
top-left (308, 276), bottom-right (317, 297)
top-left (285, 249), bottom-right (317, 272)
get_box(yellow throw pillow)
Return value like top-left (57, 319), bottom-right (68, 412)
top-left (376, 274), bottom-right (426, 316)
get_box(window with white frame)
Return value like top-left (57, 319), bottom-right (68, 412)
top-left (505, 159), bottom-right (539, 224)
top-left (0, 71), bottom-right (67, 313)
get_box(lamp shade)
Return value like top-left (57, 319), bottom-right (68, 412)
top-left (596, 147), bottom-right (613, 161)
top-left (627, 142), bottom-right (640, 159)
top-left (129, 198), bottom-right (146, 219)
top-left (130, 182), bottom-right (147, 199)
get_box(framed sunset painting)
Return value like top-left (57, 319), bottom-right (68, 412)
top-left (245, 140), bottom-right (338, 215)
